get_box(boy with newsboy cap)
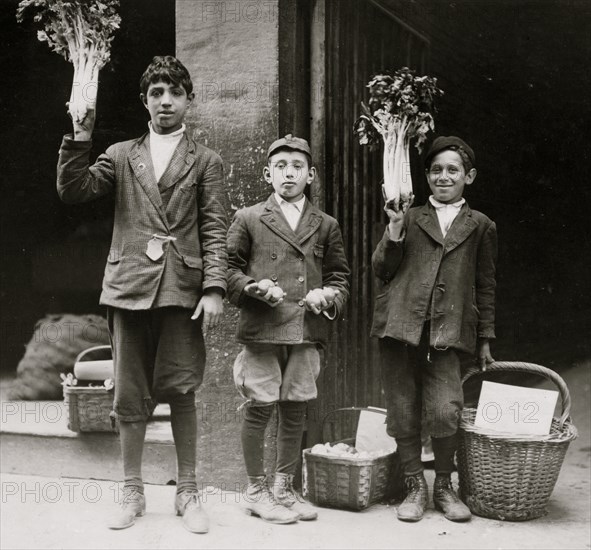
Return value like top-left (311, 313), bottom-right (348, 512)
top-left (372, 136), bottom-right (497, 522)
top-left (227, 134), bottom-right (350, 524)
top-left (57, 56), bottom-right (228, 534)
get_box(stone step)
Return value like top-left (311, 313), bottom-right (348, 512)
top-left (1, 400), bottom-right (177, 485)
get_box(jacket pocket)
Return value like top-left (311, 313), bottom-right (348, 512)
top-left (107, 250), bottom-right (121, 264)
top-left (313, 245), bottom-right (324, 258)
top-left (182, 255), bottom-right (203, 270)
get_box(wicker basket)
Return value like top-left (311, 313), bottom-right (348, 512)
top-left (302, 407), bottom-right (402, 511)
top-left (63, 385), bottom-right (116, 432)
top-left (63, 346), bottom-right (117, 433)
top-left (457, 361), bottom-right (578, 521)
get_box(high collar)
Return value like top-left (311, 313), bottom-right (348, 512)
top-left (274, 192), bottom-right (306, 211)
top-left (148, 122), bottom-right (186, 140)
top-left (429, 195), bottom-right (466, 209)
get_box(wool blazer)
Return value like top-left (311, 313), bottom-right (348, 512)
top-left (57, 132), bottom-right (228, 310)
top-left (227, 195), bottom-right (350, 347)
top-left (371, 202), bottom-right (497, 354)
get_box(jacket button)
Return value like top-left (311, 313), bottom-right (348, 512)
top-left (298, 300), bottom-right (305, 307)
top-left (271, 275), bottom-right (278, 281)
top-left (298, 256), bottom-right (304, 261)
top-left (298, 276), bottom-right (304, 283)
top-left (271, 253), bottom-right (277, 260)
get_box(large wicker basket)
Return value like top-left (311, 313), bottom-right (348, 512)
top-left (63, 346), bottom-right (117, 433)
top-left (302, 407), bottom-right (402, 511)
top-left (457, 361), bottom-right (578, 521)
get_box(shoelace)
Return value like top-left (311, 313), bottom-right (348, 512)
top-left (121, 488), bottom-right (143, 506)
top-left (404, 477), bottom-right (425, 504)
top-left (277, 478), bottom-right (306, 505)
top-left (435, 479), bottom-right (462, 503)
top-left (178, 492), bottom-right (202, 512)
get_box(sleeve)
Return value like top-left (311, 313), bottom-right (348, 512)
top-left (371, 225), bottom-right (406, 283)
top-left (226, 209), bottom-right (256, 306)
top-left (56, 135), bottom-right (116, 204)
top-left (321, 221), bottom-right (350, 319)
top-left (197, 153), bottom-right (229, 295)
top-left (475, 220), bottom-right (498, 339)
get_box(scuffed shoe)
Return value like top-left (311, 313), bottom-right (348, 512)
top-left (243, 476), bottom-right (299, 524)
top-left (433, 475), bottom-right (471, 522)
top-left (107, 486), bottom-right (145, 530)
top-left (273, 472), bottom-right (318, 521)
top-left (397, 473), bottom-right (428, 522)
top-left (175, 491), bottom-right (209, 534)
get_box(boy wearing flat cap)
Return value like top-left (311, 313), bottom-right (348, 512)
top-left (372, 136), bottom-right (497, 523)
top-left (227, 134), bottom-right (350, 524)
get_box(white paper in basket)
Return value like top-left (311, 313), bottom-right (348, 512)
top-left (355, 407), bottom-right (397, 453)
top-left (474, 381), bottom-right (558, 436)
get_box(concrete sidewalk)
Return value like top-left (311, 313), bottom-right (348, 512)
top-left (1, 361), bottom-right (589, 550)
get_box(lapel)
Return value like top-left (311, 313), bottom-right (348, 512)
top-left (157, 133), bottom-right (196, 191)
top-left (260, 195), bottom-right (305, 254)
top-left (416, 203), bottom-right (445, 246)
top-left (443, 203), bottom-right (478, 253)
top-left (295, 199), bottom-right (322, 244)
top-left (128, 133), bottom-right (167, 223)
top-left (416, 202), bottom-right (478, 253)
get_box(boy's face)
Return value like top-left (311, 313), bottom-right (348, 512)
top-left (426, 150), bottom-right (477, 204)
top-left (264, 150), bottom-right (316, 203)
top-left (141, 81), bottom-right (194, 135)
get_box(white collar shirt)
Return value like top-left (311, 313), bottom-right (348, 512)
top-left (274, 193), bottom-right (306, 231)
top-left (429, 195), bottom-right (466, 237)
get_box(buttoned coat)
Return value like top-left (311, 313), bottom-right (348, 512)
top-left (227, 195), bottom-right (350, 347)
top-left (371, 202), bottom-right (497, 354)
top-left (57, 132), bottom-right (228, 310)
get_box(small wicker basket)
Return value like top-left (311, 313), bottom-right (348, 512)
top-left (302, 407), bottom-right (402, 511)
top-left (63, 385), bottom-right (116, 432)
top-left (63, 346), bottom-right (117, 433)
top-left (457, 361), bottom-right (578, 521)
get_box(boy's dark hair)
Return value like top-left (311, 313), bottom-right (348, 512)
top-left (268, 146), bottom-right (313, 168)
top-left (446, 145), bottom-right (474, 172)
top-left (425, 136), bottom-right (475, 172)
top-left (140, 56), bottom-right (193, 95)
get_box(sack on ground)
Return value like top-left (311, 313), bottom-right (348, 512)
top-left (7, 314), bottom-right (110, 400)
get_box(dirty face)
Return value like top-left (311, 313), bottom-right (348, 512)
top-left (426, 149), bottom-right (476, 204)
top-left (264, 150), bottom-right (316, 203)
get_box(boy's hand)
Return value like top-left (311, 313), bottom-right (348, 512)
top-left (304, 289), bottom-right (328, 315)
top-left (384, 203), bottom-right (405, 241)
top-left (382, 188), bottom-right (411, 241)
top-left (477, 339), bottom-right (495, 371)
top-left (243, 282), bottom-right (285, 308)
top-left (67, 103), bottom-right (96, 141)
top-left (191, 289), bottom-right (224, 333)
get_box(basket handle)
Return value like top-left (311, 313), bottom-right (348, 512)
top-left (74, 345), bottom-right (112, 363)
top-left (461, 361), bottom-right (571, 428)
top-left (320, 407), bottom-right (386, 442)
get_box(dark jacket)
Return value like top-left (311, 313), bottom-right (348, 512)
top-left (371, 202), bottom-right (497, 354)
top-left (227, 195), bottom-right (350, 347)
top-left (57, 132), bottom-right (228, 310)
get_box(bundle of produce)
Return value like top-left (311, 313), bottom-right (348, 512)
top-left (354, 67), bottom-right (443, 212)
top-left (17, 0), bottom-right (121, 123)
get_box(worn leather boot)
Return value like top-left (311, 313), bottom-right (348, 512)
top-left (107, 486), bottom-right (146, 530)
top-left (175, 491), bottom-right (209, 533)
top-left (272, 472), bottom-right (318, 521)
top-left (243, 476), bottom-right (300, 524)
top-left (397, 473), bottom-right (428, 522)
top-left (433, 475), bottom-right (471, 522)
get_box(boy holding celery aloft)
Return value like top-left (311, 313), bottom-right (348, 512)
top-left (372, 136), bottom-right (497, 523)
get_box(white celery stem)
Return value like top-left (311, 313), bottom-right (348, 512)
top-left (67, 10), bottom-right (101, 124)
